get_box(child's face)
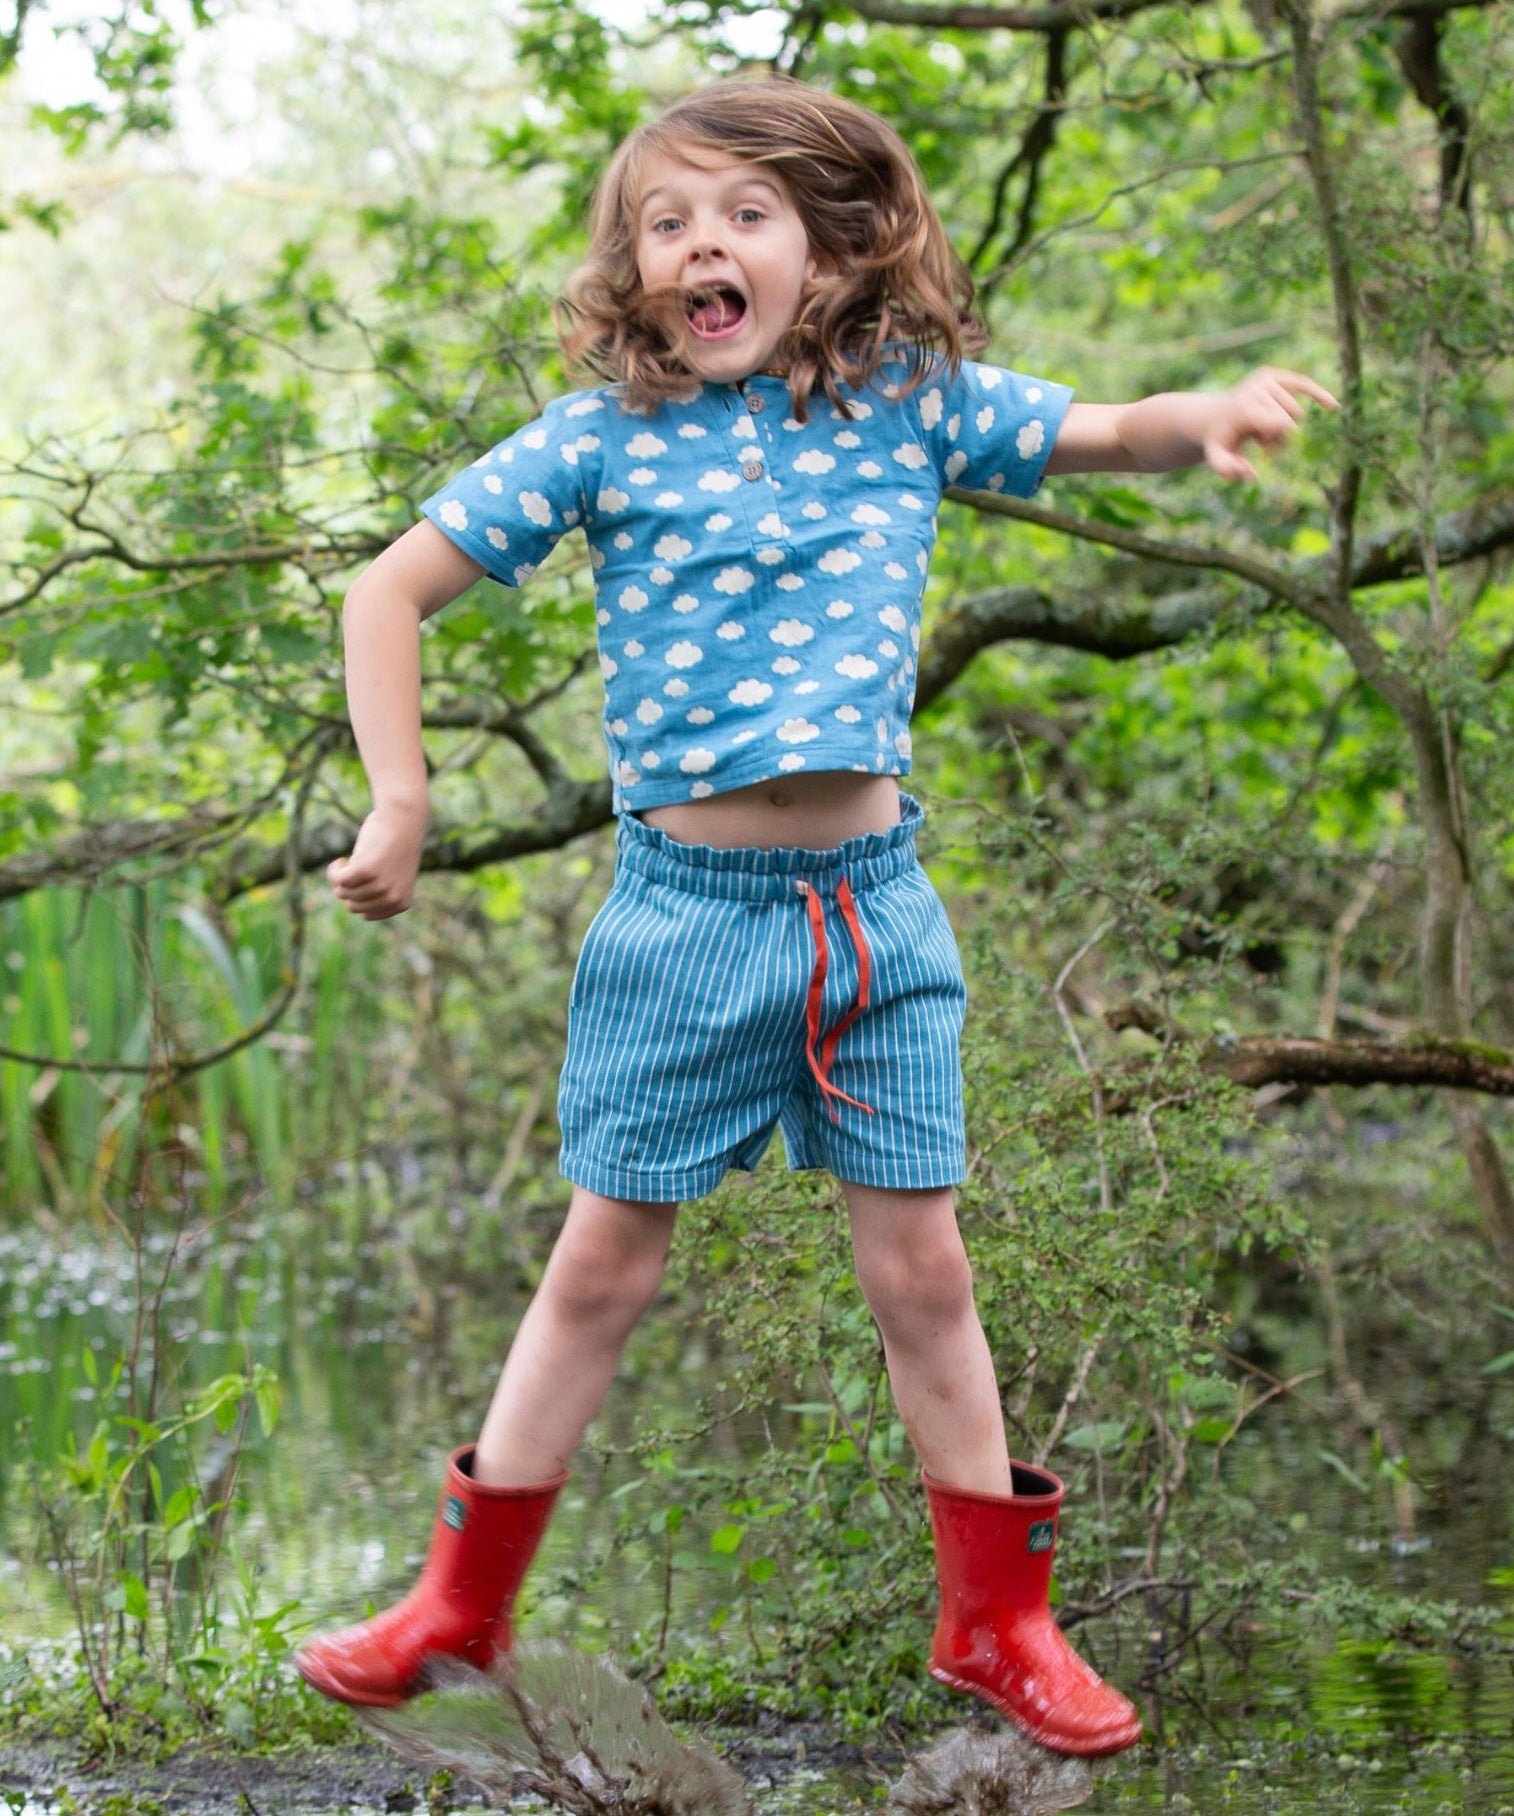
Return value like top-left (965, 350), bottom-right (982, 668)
top-left (635, 142), bottom-right (817, 386)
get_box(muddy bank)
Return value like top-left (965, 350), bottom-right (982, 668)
top-left (0, 1720), bottom-right (894, 1814)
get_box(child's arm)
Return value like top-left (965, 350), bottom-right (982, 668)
top-left (327, 521), bottom-right (485, 922)
top-left (1044, 365), bottom-right (1338, 481)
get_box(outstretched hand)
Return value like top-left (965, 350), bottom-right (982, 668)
top-left (1203, 366), bottom-right (1339, 481)
top-left (328, 805), bottom-right (428, 921)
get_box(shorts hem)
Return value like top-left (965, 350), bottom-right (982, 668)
top-left (559, 1153), bottom-right (732, 1204)
top-left (785, 1151), bottom-right (968, 1191)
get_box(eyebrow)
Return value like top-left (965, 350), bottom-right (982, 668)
top-left (639, 176), bottom-right (785, 215)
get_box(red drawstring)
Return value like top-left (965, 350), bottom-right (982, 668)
top-left (798, 876), bottom-right (875, 1118)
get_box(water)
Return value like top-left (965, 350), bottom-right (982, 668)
top-left (2, 1209), bottom-right (1512, 1815)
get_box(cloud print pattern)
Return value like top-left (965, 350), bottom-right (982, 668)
top-left (421, 355), bottom-right (1073, 811)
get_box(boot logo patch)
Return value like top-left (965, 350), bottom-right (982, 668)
top-left (1027, 1518), bottom-right (1056, 1554)
top-left (443, 1494), bottom-right (468, 1532)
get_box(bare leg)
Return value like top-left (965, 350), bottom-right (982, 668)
top-left (473, 1186), bottom-right (678, 1487)
top-left (841, 1180), bottom-right (1012, 1494)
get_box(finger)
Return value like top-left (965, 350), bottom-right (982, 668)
top-left (1262, 381), bottom-right (1307, 423)
top-left (1205, 441), bottom-right (1257, 482)
top-left (1268, 369), bottom-right (1340, 410)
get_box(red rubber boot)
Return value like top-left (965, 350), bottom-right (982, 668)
top-left (295, 1447), bottom-right (568, 1707)
top-left (924, 1464), bottom-right (1142, 1756)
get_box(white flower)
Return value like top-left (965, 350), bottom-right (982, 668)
top-left (793, 449), bottom-right (836, 475)
top-left (770, 619), bottom-right (814, 647)
top-left (598, 487), bottom-right (629, 512)
top-left (655, 534), bottom-right (693, 560)
top-left (438, 499), bottom-right (468, 530)
top-left (666, 641), bottom-right (704, 668)
top-left (776, 718), bottom-right (820, 744)
top-left (625, 432), bottom-right (667, 458)
top-left (729, 679), bottom-right (773, 706)
top-left (835, 653), bottom-right (878, 679)
top-left (1017, 419), bottom-right (1046, 459)
top-left (714, 567), bottom-right (755, 595)
top-left (680, 748), bottom-right (717, 774)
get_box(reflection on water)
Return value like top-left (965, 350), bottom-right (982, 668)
top-left (2, 1216), bottom-right (1514, 1814)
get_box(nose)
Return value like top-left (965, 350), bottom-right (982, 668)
top-left (683, 215), bottom-right (732, 270)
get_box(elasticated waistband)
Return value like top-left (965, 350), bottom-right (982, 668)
top-left (615, 794), bottom-right (924, 901)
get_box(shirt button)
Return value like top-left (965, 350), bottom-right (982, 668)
top-left (742, 461), bottom-right (764, 482)
top-left (745, 393), bottom-right (765, 413)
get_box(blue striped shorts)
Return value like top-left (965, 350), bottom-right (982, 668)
top-left (557, 796), bottom-right (968, 1202)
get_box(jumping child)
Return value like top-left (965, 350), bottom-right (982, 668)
top-left (296, 78), bottom-right (1334, 1756)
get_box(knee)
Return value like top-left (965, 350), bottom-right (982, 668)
top-left (545, 1213), bottom-right (669, 1330)
top-left (855, 1231), bottom-right (977, 1339)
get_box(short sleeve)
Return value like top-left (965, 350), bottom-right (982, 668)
top-left (420, 391), bottom-right (600, 587)
top-left (912, 359), bottom-right (1074, 498)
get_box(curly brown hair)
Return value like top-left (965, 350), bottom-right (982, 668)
top-left (555, 78), bottom-right (988, 422)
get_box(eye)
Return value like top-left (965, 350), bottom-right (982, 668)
top-left (649, 215), bottom-right (682, 234)
top-left (734, 206), bottom-right (765, 224)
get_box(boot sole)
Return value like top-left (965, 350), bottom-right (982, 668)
top-left (928, 1664), bottom-right (1143, 1757)
top-left (295, 1652), bottom-right (413, 1708)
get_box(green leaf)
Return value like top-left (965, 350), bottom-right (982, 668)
top-left (709, 1523), bottom-right (745, 1556)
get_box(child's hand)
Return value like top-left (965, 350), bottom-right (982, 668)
top-left (327, 804), bottom-right (428, 921)
top-left (1203, 366), bottom-right (1339, 482)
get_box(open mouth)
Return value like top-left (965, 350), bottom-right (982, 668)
top-left (686, 284), bottom-right (748, 339)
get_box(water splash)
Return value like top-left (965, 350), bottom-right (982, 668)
top-left (886, 1727), bottom-right (1094, 1814)
top-left (358, 1642), bottom-right (1097, 1815)
top-left (358, 1642), bottom-right (752, 1814)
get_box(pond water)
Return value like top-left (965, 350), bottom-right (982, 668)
top-left (1, 1198), bottom-right (1512, 1815)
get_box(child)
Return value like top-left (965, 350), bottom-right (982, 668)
top-left (296, 78), bottom-right (1334, 1756)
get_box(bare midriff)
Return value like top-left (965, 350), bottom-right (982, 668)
top-left (638, 771), bottom-right (902, 850)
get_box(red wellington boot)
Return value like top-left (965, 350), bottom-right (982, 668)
top-left (295, 1447), bottom-right (568, 1707)
top-left (924, 1464), bottom-right (1142, 1757)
